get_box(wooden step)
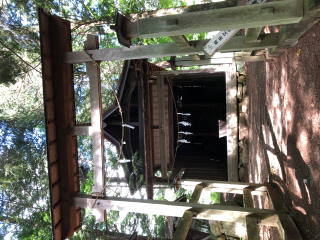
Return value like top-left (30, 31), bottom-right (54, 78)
top-left (243, 188), bottom-right (254, 208)
top-left (246, 216), bottom-right (261, 240)
top-left (265, 183), bottom-right (303, 240)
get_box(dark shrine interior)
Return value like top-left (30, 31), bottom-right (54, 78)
top-left (103, 62), bottom-right (228, 181)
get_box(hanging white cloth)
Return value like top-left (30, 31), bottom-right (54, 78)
top-left (118, 159), bottom-right (131, 163)
top-left (122, 124), bottom-right (135, 129)
top-left (178, 121), bottom-right (191, 126)
top-left (179, 131), bottom-right (193, 135)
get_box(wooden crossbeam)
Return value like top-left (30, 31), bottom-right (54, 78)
top-left (172, 211), bottom-right (195, 240)
top-left (67, 126), bottom-right (93, 135)
top-left (172, 185), bottom-right (203, 240)
top-left (246, 216), bottom-right (261, 240)
top-left (178, 179), bottom-right (267, 194)
top-left (243, 189), bottom-right (254, 208)
top-left (157, 73), bottom-right (167, 179)
top-left (152, 67), bottom-right (228, 76)
top-left (123, 0), bottom-right (302, 39)
top-left (170, 35), bottom-right (201, 61)
top-left (226, 64), bottom-right (238, 182)
top-left (234, 56), bottom-right (265, 62)
top-left (156, 54), bottom-right (265, 68)
top-left (129, 1), bottom-right (238, 21)
top-left (268, 0), bottom-right (320, 59)
top-left (84, 34), bottom-right (106, 222)
top-left (105, 121), bottom-right (139, 126)
top-left (265, 183), bottom-right (303, 240)
top-left (245, 27), bottom-right (263, 43)
top-left (242, 27), bottom-right (263, 57)
top-left (63, 33), bottom-right (279, 64)
top-left (71, 194), bottom-right (277, 225)
top-left (243, 189), bottom-right (261, 239)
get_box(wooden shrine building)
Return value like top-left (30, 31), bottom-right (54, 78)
top-left (102, 59), bottom-right (230, 199)
top-left (38, 0), bottom-right (320, 238)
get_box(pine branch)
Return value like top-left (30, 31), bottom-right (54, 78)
top-left (0, 39), bottom-right (41, 74)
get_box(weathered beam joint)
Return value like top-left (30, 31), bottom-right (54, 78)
top-left (110, 12), bottom-right (132, 48)
top-left (267, 0), bottom-right (320, 59)
top-left (67, 126), bottom-right (93, 135)
top-left (123, 0), bottom-right (302, 39)
top-left (63, 33), bottom-right (280, 64)
top-left (169, 35), bottom-right (201, 61)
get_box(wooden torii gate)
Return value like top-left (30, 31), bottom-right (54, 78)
top-left (39, 0), bottom-right (320, 239)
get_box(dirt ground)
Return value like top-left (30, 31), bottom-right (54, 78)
top-left (238, 20), bottom-right (320, 239)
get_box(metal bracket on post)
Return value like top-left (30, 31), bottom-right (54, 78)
top-left (110, 12), bottom-right (132, 48)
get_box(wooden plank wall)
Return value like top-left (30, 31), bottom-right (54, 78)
top-left (39, 9), bottom-right (81, 240)
top-left (142, 61), bottom-right (169, 198)
top-left (150, 83), bottom-right (170, 169)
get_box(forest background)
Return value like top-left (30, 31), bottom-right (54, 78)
top-left (0, 0), bottom-right (223, 239)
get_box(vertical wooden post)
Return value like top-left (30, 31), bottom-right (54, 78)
top-left (268, 0), bottom-right (320, 59)
top-left (243, 27), bottom-right (263, 57)
top-left (84, 34), bottom-right (106, 222)
top-left (138, 65), bottom-right (145, 164)
top-left (157, 73), bottom-right (167, 179)
top-left (243, 189), bottom-right (254, 208)
top-left (265, 183), bottom-right (302, 240)
top-left (172, 185), bottom-right (203, 240)
top-left (143, 59), bottom-right (154, 199)
top-left (226, 64), bottom-right (238, 182)
top-left (243, 189), bottom-right (260, 240)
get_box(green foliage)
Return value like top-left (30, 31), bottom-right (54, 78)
top-left (128, 151), bottom-right (145, 194)
top-left (0, 50), bottom-right (26, 85)
top-left (81, 171), bottom-right (94, 195)
top-left (153, 215), bottom-right (166, 238)
top-left (211, 192), bottom-right (220, 204)
top-left (186, 190), bottom-right (194, 202)
top-left (175, 187), bottom-right (187, 198)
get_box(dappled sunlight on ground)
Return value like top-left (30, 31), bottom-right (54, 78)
top-left (243, 22), bottom-right (320, 239)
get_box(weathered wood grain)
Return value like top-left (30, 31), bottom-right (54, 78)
top-left (71, 194), bottom-right (277, 226)
top-left (63, 33), bottom-right (280, 64)
top-left (172, 211), bottom-right (195, 240)
top-left (169, 35), bottom-right (201, 61)
top-left (243, 189), bottom-right (254, 208)
top-left (156, 54), bottom-right (265, 68)
top-left (66, 126), bottom-right (93, 135)
top-left (84, 34), bottom-right (106, 223)
top-left (268, 0), bottom-right (320, 59)
top-left (125, 0), bottom-right (302, 39)
top-left (226, 64), bottom-right (238, 182)
top-left (172, 185), bottom-right (203, 240)
top-left (157, 74), bottom-right (167, 178)
top-left (246, 216), bottom-right (261, 240)
top-left (130, 0), bottom-right (238, 21)
top-left (245, 27), bottom-right (263, 43)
